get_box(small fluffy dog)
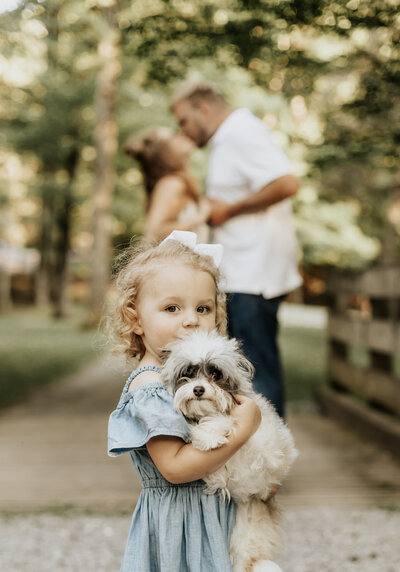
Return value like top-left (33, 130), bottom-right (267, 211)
top-left (161, 329), bottom-right (298, 572)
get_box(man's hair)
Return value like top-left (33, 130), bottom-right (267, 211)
top-left (171, 81), bottom-right (226, 109)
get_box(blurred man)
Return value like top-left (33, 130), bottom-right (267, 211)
top-left (171, 82), bottom-right (302, 417)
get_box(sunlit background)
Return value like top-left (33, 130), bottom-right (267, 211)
top-left (0, 0), bottom-right (399, 404)
top-left (1, 8), bottom-right (400, 570)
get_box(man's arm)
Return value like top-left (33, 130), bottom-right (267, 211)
top-left (209, 174), bottom-right (299, 226)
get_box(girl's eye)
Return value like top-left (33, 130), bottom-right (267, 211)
top-left (165, 305), bottom-right (179, 313)
top-left (197, 305), bottom-right (210, 314)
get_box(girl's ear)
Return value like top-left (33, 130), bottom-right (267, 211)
top-left (133, 321), bottom-right (143, 335)
top-left (130, 308), bottom-right (143, 335)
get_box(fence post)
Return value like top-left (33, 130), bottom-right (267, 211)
top-left (318, 267), bottom-right (400, 458)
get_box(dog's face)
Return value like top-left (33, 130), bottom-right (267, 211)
top-left (168, 362), bottom-right (237, 421)
top-left (161, 330), bottom-right (254, 421)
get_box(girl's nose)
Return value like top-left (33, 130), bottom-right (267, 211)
top-left (182, 310), bottom-right (199, 328)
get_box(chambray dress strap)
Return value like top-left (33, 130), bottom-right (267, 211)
top-left (108, 368), bottom-right (190, 457)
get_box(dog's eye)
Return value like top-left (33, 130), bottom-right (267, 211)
top-left (209, 367), bottom-right (222, 381)
top-left (175, 378), bottom-right (189, 390)
top-left (180, 365), bottom-right (198, 379)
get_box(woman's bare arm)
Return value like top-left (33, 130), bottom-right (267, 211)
top-left (146, 395), bottom-right (261, 484)
top-left (145, 176), bottom-right (210, 241)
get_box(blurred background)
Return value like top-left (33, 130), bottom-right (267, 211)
top-left (1, 0), bottom-right (399, 408)
top-left (1, 3), bottom-right (400, 570)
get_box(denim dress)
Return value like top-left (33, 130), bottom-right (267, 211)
top-left (108, 370), bottom-right (237, 572)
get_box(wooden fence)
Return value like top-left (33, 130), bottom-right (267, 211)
top-left (317, 266), bottom-right (400, 458)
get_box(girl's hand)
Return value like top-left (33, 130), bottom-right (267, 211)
top-left (231, 394), bottom-right (261, 440)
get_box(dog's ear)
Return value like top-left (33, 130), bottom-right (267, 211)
top-left (237, 355), bottom-right (255, 380)
top-left (229, 337), bottom-right (255, 380)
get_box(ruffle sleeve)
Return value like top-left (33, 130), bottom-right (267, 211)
top-left (108, 383), bottom-right (190, 457)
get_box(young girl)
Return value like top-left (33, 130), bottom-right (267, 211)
top-left (124, 128), bottom-right (210, 242)
top-left (108, 231), bottom-right (261, 572)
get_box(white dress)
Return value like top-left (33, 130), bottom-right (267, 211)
top-left (178, 200), bottom-right (210, 243)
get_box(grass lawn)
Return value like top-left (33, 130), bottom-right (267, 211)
top-left (279, 324), bottom-right (328, 403)
top-left (0, 306), bottom-right (104, 408)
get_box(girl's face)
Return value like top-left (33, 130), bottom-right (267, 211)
top-left (133, 263), bottom-right (217, 365)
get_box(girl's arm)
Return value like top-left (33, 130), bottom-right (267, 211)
top-left (146, 395), bottom-right (261, 484)
top-left (145, 176), bottom-right (210, 242)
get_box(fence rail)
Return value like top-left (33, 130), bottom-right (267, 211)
top-left (318, 266), bottom-right (400, 458)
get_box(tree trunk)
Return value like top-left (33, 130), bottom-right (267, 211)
top-left (35, 193), bottom-right (54, 306)
top-left (35, 5), bottom-right (60, 309)
top-left (87, 7), bottom-right (120, 326)
top-left (52, 148), bottom-right (79, 319)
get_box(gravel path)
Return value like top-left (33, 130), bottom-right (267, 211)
top-left (1, 507), bottom-right (399, 571)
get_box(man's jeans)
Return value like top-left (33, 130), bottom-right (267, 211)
top-left (226, 293), bottom-right (285, 418)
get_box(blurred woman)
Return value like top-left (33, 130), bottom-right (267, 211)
top-left (124, 127), bottom-right (210, 242)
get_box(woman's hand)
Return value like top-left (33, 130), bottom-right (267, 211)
top-left (230, 394), bottom-right (261, 441)
top-left (197, 197), bottom-right (212, 223)
top-left (208, 198), bottom-right (232, 226)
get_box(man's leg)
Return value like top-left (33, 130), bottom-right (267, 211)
top-left (227, 293), bottom-right (285, 418)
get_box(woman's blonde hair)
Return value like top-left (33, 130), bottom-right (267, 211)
top-left (109, 239), bottom-right (227, 360)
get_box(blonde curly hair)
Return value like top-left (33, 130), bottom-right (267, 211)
top-left (108, 238), bottom-right (227, 361)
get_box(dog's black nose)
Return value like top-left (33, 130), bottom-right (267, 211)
top-left (193, 386), bottom-right (205, 397)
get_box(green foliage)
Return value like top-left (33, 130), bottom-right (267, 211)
top-left (304, 0), bottom-right (400, 247)
top-left (0, 0), bottom-right (100, 310)
top-left (295, 199), bottom-right (381, 269)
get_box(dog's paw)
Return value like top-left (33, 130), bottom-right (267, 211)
top-left (191, 440), bottom-right (214, 451)
top-left (209, 435), bottom-right (230, 449)
top-left (192, 434), bottom-right (229, 451)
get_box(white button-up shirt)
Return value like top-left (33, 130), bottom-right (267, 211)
top-left (207, 108), bottom-right (302, 299)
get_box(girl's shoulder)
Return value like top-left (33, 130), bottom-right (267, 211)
top-left (128, 368), bottom-right (162, 393)
top-left (114, 366), bottom-right (173, 414)
top-left (108, 369), bottom-right (190, 456)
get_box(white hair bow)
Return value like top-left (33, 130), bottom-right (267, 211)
top-left (160, 230), bottom-right (224, 268)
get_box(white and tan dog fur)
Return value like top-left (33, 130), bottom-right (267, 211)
top-left (161, 329), bottom-right (298, 572)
